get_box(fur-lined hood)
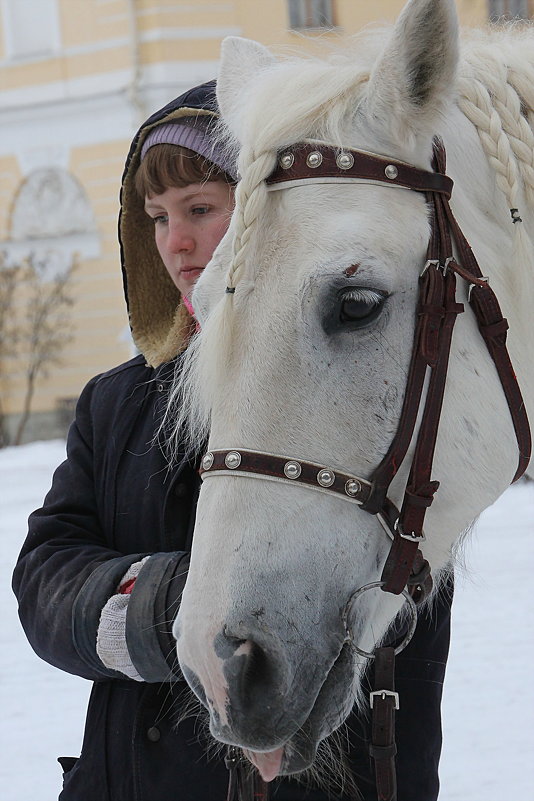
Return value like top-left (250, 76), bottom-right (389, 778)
top-left (119, 80), bottom-right (220, 367)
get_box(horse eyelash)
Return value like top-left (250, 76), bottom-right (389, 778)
top-left (341, 288), bottom-right (386, 304)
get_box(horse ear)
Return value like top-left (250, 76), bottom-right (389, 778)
top-left (217, 37), bottom-right (275, 140)
top-left (364, 0), bottom-right (459, 149)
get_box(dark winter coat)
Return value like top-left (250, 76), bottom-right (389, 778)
top-left (13, 353), bottom-right (451, 801)
top-left (12, 81), bottom-right (452, 801)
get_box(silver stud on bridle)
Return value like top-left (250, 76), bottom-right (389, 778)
top-left (306, 151), bottom-right (323, 168)
top-left (201, 452), bottom-right (214, 471)
top-left (317, 468), bottom-right (335, 487)
top-left (284, 460), bottom-right (302, 479)
top-left (345, 478), bottom-right (361, 497)
top-left (384, 164), bottom-right (399, 180)
top-left (225, 451), bottom-right (242, 469)
top-left (336, 152), bottom-right (354, 170)
top-left (279, 152), bottom-right (294, 170)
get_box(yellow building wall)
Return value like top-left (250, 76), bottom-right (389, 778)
top-left (2, 0), bottom-right (131, 91)
top-left (0, 0), bottom-right (493, 92)
top-left (136, 2), bottom-right (236, 30)
top-left (59, 0), bottom-right (129, 47)
top-left (234, 0), bottom-right (488, 47)
top-left (0, 0), bottom-right (499, 438)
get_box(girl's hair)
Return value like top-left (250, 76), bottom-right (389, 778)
top-left (135, 143), bottom-right (236, 198)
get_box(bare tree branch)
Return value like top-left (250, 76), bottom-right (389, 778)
top-left (0, 251), bottom-right (76, 446)
top-left (0, 254), bottom-right (21, 447)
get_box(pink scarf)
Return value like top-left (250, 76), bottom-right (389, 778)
top-left (182, 295), bottom-right (201, 332)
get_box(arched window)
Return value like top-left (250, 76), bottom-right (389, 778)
top-left (5, 168), bottom-right (100, 274)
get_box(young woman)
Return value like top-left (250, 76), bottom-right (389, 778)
top-left (13, 80), bottom-right (452, 801)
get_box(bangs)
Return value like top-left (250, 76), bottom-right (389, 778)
top-left (135, 144), bottom-right (233, 198)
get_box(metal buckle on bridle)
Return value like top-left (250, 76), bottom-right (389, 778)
top-left (467, 275), bottom-right (490, 301)
top-left (442, 256), bottom-right (454, 275)
top-left (393, 517), bottom-right (425, 543)
top-left (376, 512), bottom-right (396, 542)
top-left (420, 258), bottom-right (440, 277)
top-left (370, 689), bottom-right (400, 710)
top-left (420, 257), bottom-right (454, 278)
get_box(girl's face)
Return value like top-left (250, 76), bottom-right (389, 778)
top-left (145, 181), bottom-right (235, 297)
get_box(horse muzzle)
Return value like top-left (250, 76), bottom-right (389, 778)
top-left (175, 609), bottom-right (356, 776)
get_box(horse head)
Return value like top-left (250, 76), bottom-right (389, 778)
top-left (169, 0), bottom-right (533, 781)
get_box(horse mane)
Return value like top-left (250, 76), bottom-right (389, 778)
top-left (459, 28), bottom-right (534, 211)
top-left (163, 23), bottom-right (534, 460)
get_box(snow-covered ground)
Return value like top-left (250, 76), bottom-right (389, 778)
top-left (1, 440), bottom-right (533, 800)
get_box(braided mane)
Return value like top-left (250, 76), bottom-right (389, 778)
top-left (459, 33), bottom-right (534, 212)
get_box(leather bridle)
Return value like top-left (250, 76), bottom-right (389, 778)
top-left (202, 138), bottom-right (530, 596)
top-left (203, 138), bottom-right (531, 801)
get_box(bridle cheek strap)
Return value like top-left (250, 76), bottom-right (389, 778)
top-left (269, 138), bottom-right (530, 594)
top-left (201, 138), bottom-right (530, 597)
top-left (366, 139), bottom-right (531, 593)
top-left (370, 647), bottom-right (398, 801)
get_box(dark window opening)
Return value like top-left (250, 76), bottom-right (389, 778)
top-left (288, 0), bottom-right (334, 29)
top-left (488, 0), bottom-right (533, 21)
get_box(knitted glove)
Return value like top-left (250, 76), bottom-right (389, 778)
top-left (96, 556), bottom-right (150, 680)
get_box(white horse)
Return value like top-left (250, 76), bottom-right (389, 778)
top-left (167, 0), bottom-right (534, 785)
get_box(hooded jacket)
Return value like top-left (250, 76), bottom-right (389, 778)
top-left (12, 81), bottom-right (451, 801)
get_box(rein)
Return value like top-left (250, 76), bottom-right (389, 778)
top-left (205, 138), bottom-right (531, 801)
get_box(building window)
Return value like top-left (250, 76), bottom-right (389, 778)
top-left (288, 0), bottom-right (334, 29)
top-left (2, 0), bottom-right (60, 60)
top-left (10, 169), bottom-right (95, 241)
top-left (4, 168), bottom-right (99, 276)
top-left (488, 0), bottom-right (533, 20)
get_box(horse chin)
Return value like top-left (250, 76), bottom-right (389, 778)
top-left (278, 641), bottom-right (357, 776)
top-left (227, 641), bottom-right (358, 779)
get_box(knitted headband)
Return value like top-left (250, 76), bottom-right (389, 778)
top-left (140, 116), bottom-right (237, 180)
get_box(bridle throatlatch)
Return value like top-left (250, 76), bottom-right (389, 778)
top-left (203, 138), bottom-right (532, 801)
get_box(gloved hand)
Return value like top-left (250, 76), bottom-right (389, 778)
top-left (96, 556), bottom-right (150, 680)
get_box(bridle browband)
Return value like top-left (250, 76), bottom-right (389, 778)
top-left (205, 139), bottom-right (531, 801)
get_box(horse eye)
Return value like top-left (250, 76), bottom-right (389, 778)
top-left (339, 288), bottom-right (386, 325)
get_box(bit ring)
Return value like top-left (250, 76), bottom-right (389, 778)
top-left (342, 581), bottom-right (418, 659)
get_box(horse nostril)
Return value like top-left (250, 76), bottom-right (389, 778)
top-left (217, 621), bottom-right (291, 709)
top-left (221, 635), bottom-right (279, 716)
top-left (241, 640), bottom-right (270, 687)
top-left (216, 626), bottom-right (248, 659)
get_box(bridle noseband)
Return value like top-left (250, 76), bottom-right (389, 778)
top-left (203, 138), bottom-right (531, 801)
top-left (199, 447), bottom-right (432, 601)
